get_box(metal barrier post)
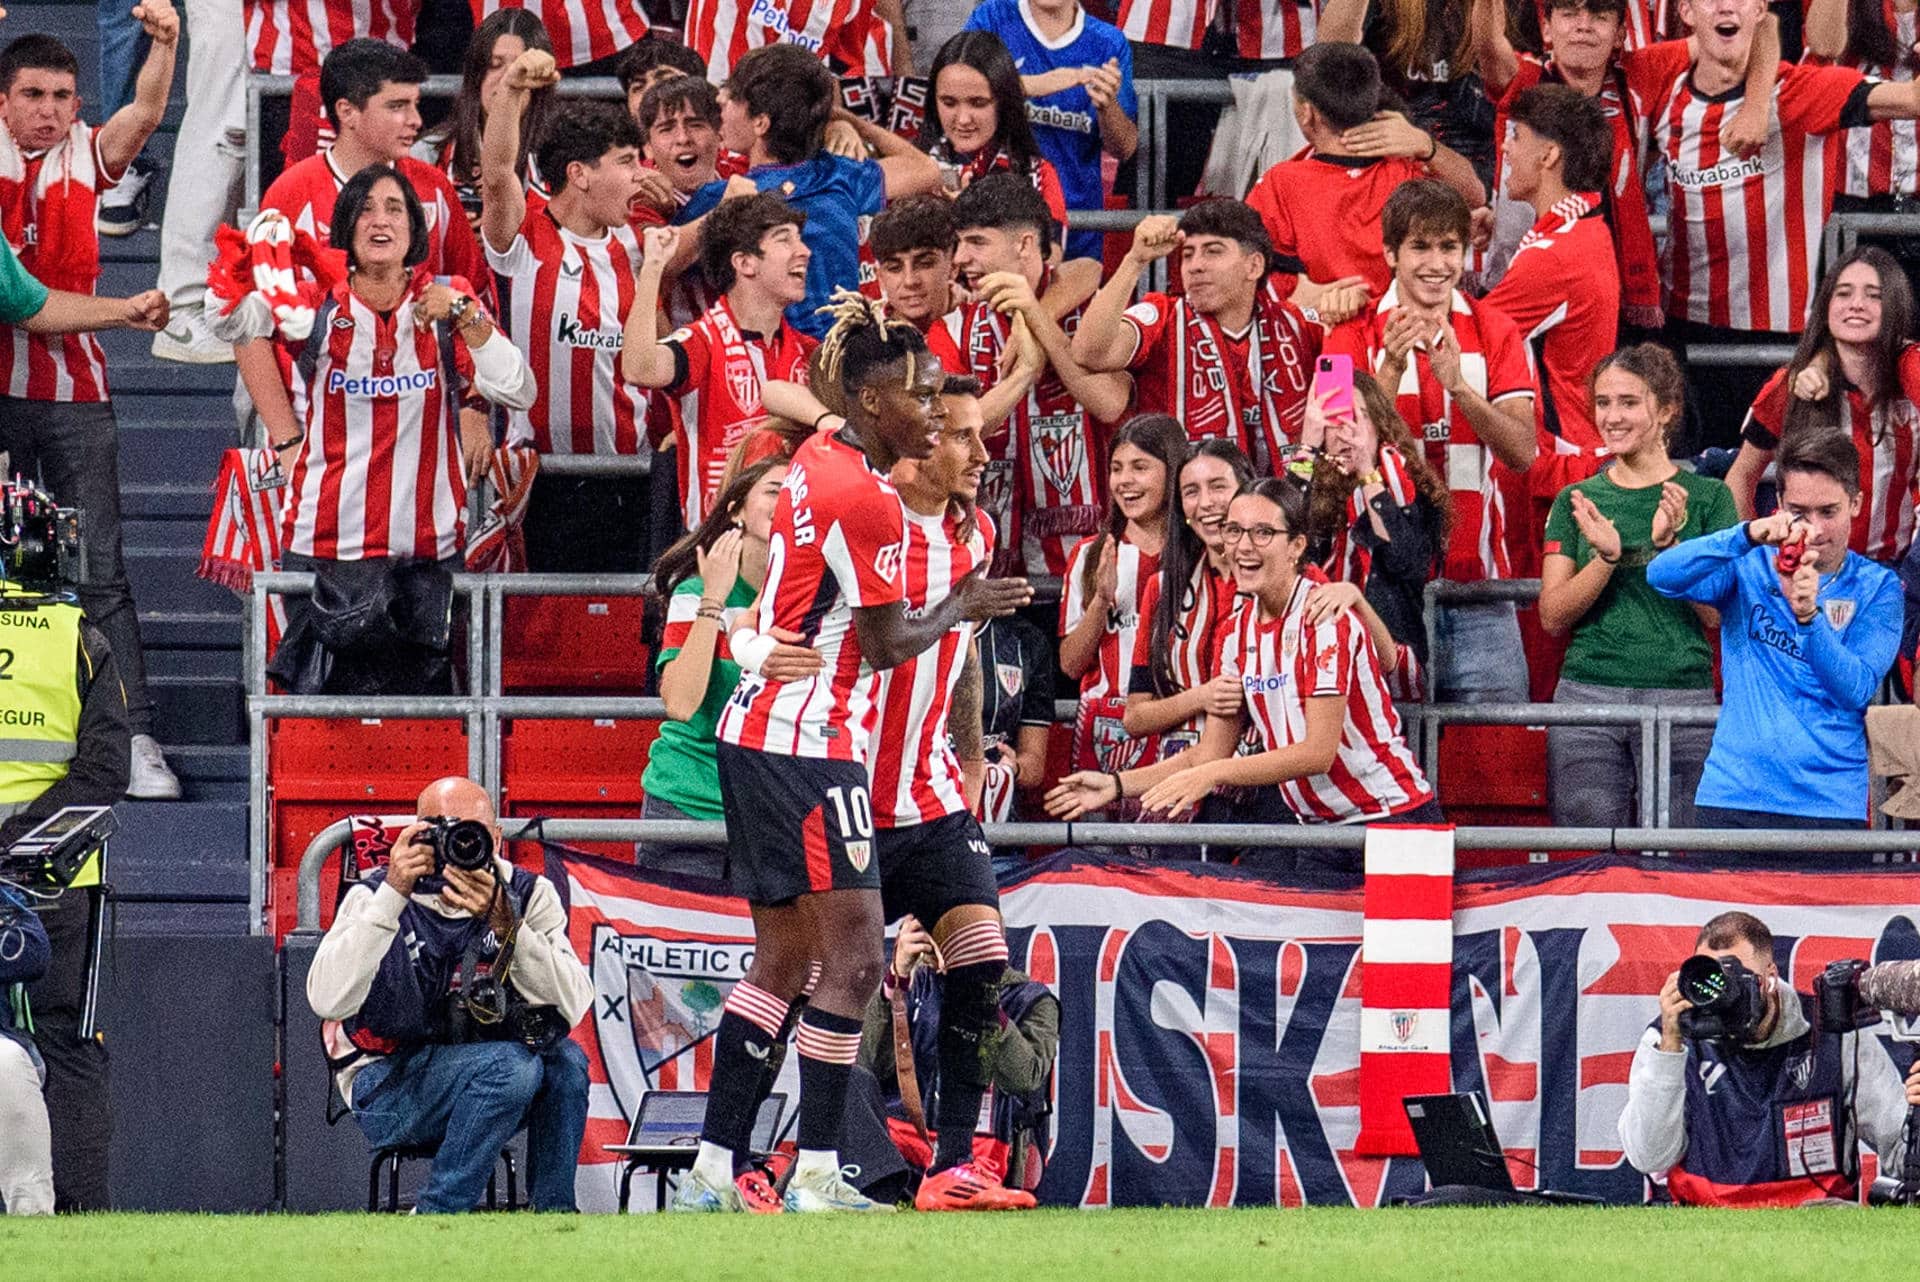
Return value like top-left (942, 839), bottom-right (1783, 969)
top-left (1637, 712), bottom-right (1656, 830)
top-left (1655, 712), bottom-right (1673, 831)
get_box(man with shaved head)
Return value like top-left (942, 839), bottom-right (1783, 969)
top-left (308, 777), bottom-right (595, 1212)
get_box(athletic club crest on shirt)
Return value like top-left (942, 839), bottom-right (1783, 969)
top-left (844, 839), bottom-right (871, 873)
top-left (1031, 411), bottom-right (1085, 497)
top-left (1391, 1011), bottom-right (1418, 1044)
top-left (1824, 599), bottom-right (1856, 630)
top-left (997, 662), bottom-right (1023, 698)
top-left (725, 356), bottom-right (760, 413)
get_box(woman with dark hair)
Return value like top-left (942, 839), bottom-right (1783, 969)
top-left (920, 31), bottom-right (1068, 233)
top-left (416, 9), bottom-right (556, 222)
top-left (638, 458), bottom-right (822, 875)
top-left (1538, 343), bottom-right (1736, 828)
top-left (1047, 477), bottom-right (1438, 851)
top-left (1323, 0), bottom-right (1496, 179)
top-left (1299, 370), bottom-right (1452, 695)
top-left (1123, 439), bottom-right (1253, 747)
top-left (1725, 247), bottom-right (1920, 565)
top-left (267, 167), bottom-right (534, 689)
top-left (1059, 413), bottom-right (1185, 778)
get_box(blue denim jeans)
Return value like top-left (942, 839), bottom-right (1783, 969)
top-left (350, 1039), bottom-right (589, 1213)
top-left (96, 0), bottom-right (147, 116)
top-left (1431, 600), bottom-right (1530, 703)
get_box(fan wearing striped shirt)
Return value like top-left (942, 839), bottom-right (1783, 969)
top-left (482, 51), bottom-right (654, 570)
top-left (1047, 477), bottom-right (1438, 855)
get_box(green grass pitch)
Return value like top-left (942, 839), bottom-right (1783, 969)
top-left (8, 1207), bottom-right (1920, 1280)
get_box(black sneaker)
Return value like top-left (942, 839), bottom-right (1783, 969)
top-left (96, 156), bottom-right (159, 236)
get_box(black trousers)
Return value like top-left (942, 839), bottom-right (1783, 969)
top-left (23, 887), bottom-right (110, 1211)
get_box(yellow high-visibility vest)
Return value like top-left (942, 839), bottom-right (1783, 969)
top-left (0, 594), bottom-right (93, 886)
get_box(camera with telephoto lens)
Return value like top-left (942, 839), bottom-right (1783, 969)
top-left (0, 476), bottom-right (82, 591)
top-left (422, 816), bottom-right (494, 874)
top-left (1677, 953), bottom-right (1769, 1041)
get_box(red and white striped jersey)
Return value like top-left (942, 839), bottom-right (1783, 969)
top-left (243, 0), bottom-right (416, 75)
top-left (1130, 561), bottom-right (1236, 696)
top-left (486, 207), bottom-right (646, 456)
top-left (1824, 4), bottom-right (1920, 197)
top-left (867, 509), bottom-right (993, 827)
top-left (663, 296), bottom-right (819, 526)
top-left (468, 0), bottom-right (649, 69)
top-left (1221, 575), bottom-right (1431, 824)
top-left (281, 272), bottom-right (476, 561)
top-left (685, 0), bottom-right (877, 80)
top-left (717, 429), bottom-right (907, 761)
top-left (1115, 0), bottom-right (1318, 57)
top-left (931, 285), bottom-right (1105, 577)
top-left (1323, 285), bottom-right (1534, 581)
top-left (1627, 41), bottom-right (1868, 331)
top-left (1121, 283), bottom-right (1319, 466)
top-left (1741, 348), bottom-right (1920, 562)
top-left (1060, 534), bottom-right (1159, 701)
top-left (0, 123), bottom-right (115, 403)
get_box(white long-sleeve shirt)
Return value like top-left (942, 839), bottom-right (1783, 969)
top-left (307, 858), bottom-right (593, 1105)
top-left (1617, 976), bottom-right (1909, 1183)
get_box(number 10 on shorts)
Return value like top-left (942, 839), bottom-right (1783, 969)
top-left (825, 785), bottom-right (874, 840)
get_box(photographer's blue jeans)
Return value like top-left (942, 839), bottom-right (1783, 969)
top-left (350, 1039), bottom-right (590, 1213)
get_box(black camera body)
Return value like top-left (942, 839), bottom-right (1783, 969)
top-left (0, 475), bottom-right (83, 591)
top-left (422, 816), bottom-right (494, 875)
top-left (1813, 959), bottom-right (1882, 1034)
top-left (1677, 953), bottom-right (1770, 1042)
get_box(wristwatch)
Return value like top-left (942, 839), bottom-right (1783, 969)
top-left (447, 294), bottom-right (479, 329)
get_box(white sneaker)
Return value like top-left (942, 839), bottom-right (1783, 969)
top-left (782, 1165), bottom-right (893, 1213)
top-left (97, 158), bottom-right (157, 236)
top-left (150, 308), bottom-right (235, 365)
top-left (127, 734), bottom-right (182, 800)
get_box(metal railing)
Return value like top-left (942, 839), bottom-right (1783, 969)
top-left (291, 815), bottom-right (1920, 933)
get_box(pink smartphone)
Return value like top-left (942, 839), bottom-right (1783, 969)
top-left (1313, 354), bottom-right (1355, 420)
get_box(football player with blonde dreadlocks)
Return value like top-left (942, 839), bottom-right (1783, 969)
top-left (675, 290), bottom-right (1032, 1214)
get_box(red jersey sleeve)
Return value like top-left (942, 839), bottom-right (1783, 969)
top-left (662, 319), bottom-right (713, 399)
top-left (1245, 162), bottom-right (1297, 264)
top-left (1741, 367), bottom-right (1791, 448)
top-left (1480, 239), bottom-right (1561, 335)
top-left (1322, 316), bottom-right (1373, 368)
top-left (1776, 60), bottom-right (1869, 136)
top-left (1622, 39), bottom-right (1695, 118)
top-left (1475, 301), bottom-right (1536, 404)
top-left (1121, 292), bottom-right (1177, 370)
top-left (815, 463), bottom-right (907, 609)
top-left (1899, 342), bottom-right (1920, 405)
top-left (1490, 54), bottom-right (1545, 108)
top-left (1060, 536), bottom-right (1095, 635)
top-left (1036, 159), bottom-right (1069, 233)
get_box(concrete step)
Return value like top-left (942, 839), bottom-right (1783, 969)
top-left (122, 481), bottom-right (214, 522)
top-left (111, 798), bottom-right (248, 900)
top-left (118, 411), bottom-right (240, 487)
top-left (125, 545), bottom-right (235, 615)
top-left (111, 902), bottom-right (252, 934)
top-left (146, 643), bottom-right (240, 681)
top-left (139, 610), bottom-right (241, 652)
top-left (151, 672), bottom-right (243, 745)
top-left (164, 743), bottom-right (249, 803)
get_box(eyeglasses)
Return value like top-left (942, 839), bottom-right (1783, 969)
top-left (1221, 523), bottom-right (1289, 547)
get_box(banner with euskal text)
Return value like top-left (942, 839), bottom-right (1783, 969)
top-left (545, 847), bottom-right (1920, 1210)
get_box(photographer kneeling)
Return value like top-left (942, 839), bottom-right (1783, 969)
top-left (307, 777), bottom-right (594, 1212)
top-left (1619, 911), bottom-right (1917, 1205)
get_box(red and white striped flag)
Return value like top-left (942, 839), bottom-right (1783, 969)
top-left (1355, 823), bottom-right (1454, 1156)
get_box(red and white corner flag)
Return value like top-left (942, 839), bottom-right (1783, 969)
top-left (1355, 823), bottom-right (1455, 1156)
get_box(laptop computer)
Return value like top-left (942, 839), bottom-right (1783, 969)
top-left (605, 1090), bottom-right (787, 1158)
top-left (1403, 1092), bottom-right (1603, 1205)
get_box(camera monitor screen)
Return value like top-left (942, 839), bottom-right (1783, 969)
top-left (615, 1090), bottom-right (786, 1154)
top-left (17, 805), bottom-right (113, 845)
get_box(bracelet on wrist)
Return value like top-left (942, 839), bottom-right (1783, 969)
top-left (1107, 770), bottom-right (1125, 802)
top-left (813, 410), bottom-right (837, 432)
top-left (1423, 136), bottom-right (1439, 163)
top-left (273, 431), bottom-right (304, 452)
top-left (1595, 549), bottom-right (1620, 565)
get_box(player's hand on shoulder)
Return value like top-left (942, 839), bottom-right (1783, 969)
top-left (954, 568), bottom-right (1033, 622)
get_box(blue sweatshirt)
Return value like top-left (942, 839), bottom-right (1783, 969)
top-left (1647, 524), bottom-right (1901, 820)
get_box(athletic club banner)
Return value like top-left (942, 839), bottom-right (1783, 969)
top-left (545, 846), bottom-right (1920, 1210)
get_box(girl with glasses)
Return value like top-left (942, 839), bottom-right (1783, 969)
top-left (1047, 478), bottom-right (1439, 862)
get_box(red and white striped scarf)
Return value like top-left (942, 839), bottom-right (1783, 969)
top-left (1355, 823), bottom-right (1454, 1156)
top-left (198, 447), bottom-right (289, 649)
top-left (464, 446), bottom-right (541, 573)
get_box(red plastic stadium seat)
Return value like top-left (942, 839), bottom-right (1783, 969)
top-left (268, 718), bottom-right (469, 938)
top-left (500, 595), bottom-right (651, 692)
top-left (500, 717), bottom-right (662, 862)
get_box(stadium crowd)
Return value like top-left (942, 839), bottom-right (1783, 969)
top-left (8, 0), bottom-right (1920, 1220)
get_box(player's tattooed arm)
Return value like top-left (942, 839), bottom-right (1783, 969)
top-left (954, 640), bottom-right (987, 807)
